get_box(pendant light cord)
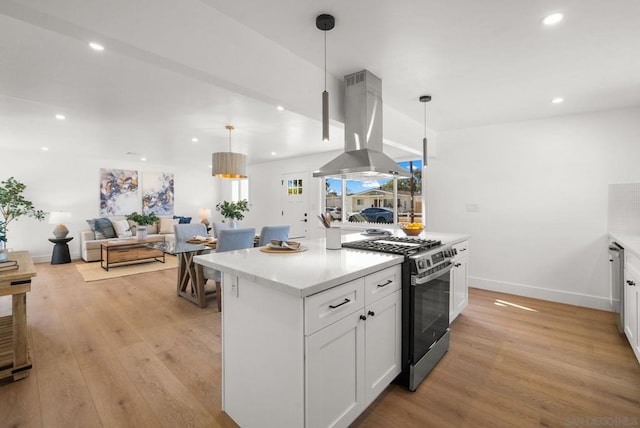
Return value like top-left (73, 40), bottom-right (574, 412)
top-left (424, 101), bottom-right (427, 138)
top-left (324, 31), bottom-right (327, 91)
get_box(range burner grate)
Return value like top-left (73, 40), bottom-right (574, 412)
top-left (342, 236), bottom-right (442, 255)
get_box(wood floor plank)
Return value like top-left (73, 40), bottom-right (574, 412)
top-left (38, 363), bottom-right (103, 428)
top-left (81, 358), bottom-right (162, 428)
top-left (115, 341), bottom-right (222, 428)
top-left (2, 263), bottom-right (639, 427)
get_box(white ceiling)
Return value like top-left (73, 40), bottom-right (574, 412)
top-left (1, 0), bottom-right (639, 168)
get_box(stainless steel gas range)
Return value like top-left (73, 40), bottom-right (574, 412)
top-left (342, 236), bottom-right (457, 391)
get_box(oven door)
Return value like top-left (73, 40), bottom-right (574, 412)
top-left (410, 263), bottom-right (452, 363)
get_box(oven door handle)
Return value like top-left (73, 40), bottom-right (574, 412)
top-left (413, 263), bottom-right (453, 285)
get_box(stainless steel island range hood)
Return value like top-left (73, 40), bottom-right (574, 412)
top-left (313, 70), bottom-right (411, 180)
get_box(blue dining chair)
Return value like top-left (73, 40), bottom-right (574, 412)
top-left (258, 225), bottom-right (290, 247)
top-left (212, 222), bottom-right (231, 238)
top-left (203, 227), bottom-right (256, 311)
top-left (174, 223), bottom-right (207, 242)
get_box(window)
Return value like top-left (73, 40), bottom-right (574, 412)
top-left (287, 179), bottom-right (303, 195)
top-left (324, 160), bottom-right (423, 224)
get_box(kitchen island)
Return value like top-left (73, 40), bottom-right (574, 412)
top-left (194, 231), bottom-right (467, 427)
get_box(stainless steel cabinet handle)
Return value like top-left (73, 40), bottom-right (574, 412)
top-left (377, 279), bottom-right (393, 288)
top-left (329, 298), bottom-right (350, 309)
top-left (458, 248), bottom-right (467, 252)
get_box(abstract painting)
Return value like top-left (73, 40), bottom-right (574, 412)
top-left (142, 171), bottom-right (174, 215)
top-left (99, 169), bottom-right (140, 215)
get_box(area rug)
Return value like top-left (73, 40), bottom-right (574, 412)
top-left (76, 256), bottom-right (178, 282)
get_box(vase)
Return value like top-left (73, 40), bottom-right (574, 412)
top-left (0, 241), bottom-right (7, 262)
top-left (137, 226), bottom-right (148, 241)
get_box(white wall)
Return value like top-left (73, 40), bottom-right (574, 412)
top-left (427, 107), bottom-right (640, 310)
top-left (3, 149), bottom-right (223, 262)
top-left (243, 151), bottom-right (339, 239)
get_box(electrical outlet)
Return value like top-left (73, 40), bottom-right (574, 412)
top-left (465, 203), bottom-right (480, 213)
top-left (231, 276), bottom-right (239, 297)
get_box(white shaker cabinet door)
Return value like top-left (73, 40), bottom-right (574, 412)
top-left (450, 241), bottom-right (469, 322)
top-left (624, 265), bottom-right (640, 362)
top-left (305, 311), bottom-right (365, 428)
top-left (364, 289), bottom-right (402, 406)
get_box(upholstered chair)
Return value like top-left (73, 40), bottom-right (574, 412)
top-left (258, 225), bottom-right (290, 247)
top-left (212, 222), bottom-right (231, 238)
top-left (203, 227), bottom-right (256, 311)
top-left (174, 223), bottom-right (208, 242)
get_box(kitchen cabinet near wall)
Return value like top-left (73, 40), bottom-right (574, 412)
top-left (624, 257), bottom-right (640, 362)
top-left (450, 240), bottom-right (469, 322)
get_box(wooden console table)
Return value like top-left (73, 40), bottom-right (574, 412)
top-left (100, 237), bottom-right (165, 271)
top-left (0, 251), bottom-right (36, 382)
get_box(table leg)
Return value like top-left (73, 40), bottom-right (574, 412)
top-left (13, 292), bottom-right (29, 381)
top-left (176, 252), bottom-right (207, 308)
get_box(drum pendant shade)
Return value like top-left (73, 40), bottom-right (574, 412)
top-left (212, 125), bottom-right (247, 178)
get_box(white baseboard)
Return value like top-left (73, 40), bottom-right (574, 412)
top-left (470, 276), bottom-right (612, 312)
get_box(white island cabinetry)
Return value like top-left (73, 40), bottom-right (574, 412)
top-left (305, 265), bottom-right (402, 428)
top-left (194, 232), bottom-right (468, 427)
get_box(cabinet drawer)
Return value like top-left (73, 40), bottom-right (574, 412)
top-left (627, 250), bottom-right (640, 273)
top-left (364, 265), bottom-right (402, 306)
top-left (452, 240), bottom-right (468, 256)
top-left (305, 278), bottom-right (365, 335)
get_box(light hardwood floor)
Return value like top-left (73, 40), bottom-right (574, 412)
top-left (1, 261), bottom-right (639, 427)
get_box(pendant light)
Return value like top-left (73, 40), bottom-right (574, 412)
top-left (316, 14), bottom-right (335, 142)
top-left (419, 95), bottom-right (431, 166)
top-left (212, 125), bottom-right (247, 179)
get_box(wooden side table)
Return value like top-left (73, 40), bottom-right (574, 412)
top-left (48, 237), bottom-right (73, 264)
top-left (0, 251), bottom-right (36, 382)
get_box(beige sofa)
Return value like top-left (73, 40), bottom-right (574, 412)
top-left (80, 216), bottom-right (177, 262)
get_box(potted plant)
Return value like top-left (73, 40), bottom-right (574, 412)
top-left (215, 199), bottom-right (249, 227)
top-left (125, 211), bottom-right (159, 240)
top-left (0, 177), bottom-right (45, 261)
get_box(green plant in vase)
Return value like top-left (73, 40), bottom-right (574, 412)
top-left (125, 211), bottom-right (159, 226)
top-left (125, 211), bottom-right (159, 240)
top-left (215, 199), bottom-right (249, 225)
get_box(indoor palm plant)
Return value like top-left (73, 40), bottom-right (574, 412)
top-left (216, 199), bottom-right (249, 226)
top-left (0, 177), bottom-right (45, 261)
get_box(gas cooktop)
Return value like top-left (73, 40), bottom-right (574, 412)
top-left (341, 236), bottom-right (442, 256)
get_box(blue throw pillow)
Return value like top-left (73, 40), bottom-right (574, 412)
top-left (86, 217), bottom-right (116, 239)
top-left (173, 215), bottom-right (192, 224)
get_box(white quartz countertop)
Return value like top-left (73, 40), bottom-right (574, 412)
top-left (193, 230), bottom-right (468, 298)
top-left (609, 232), bottom-right (640, 257)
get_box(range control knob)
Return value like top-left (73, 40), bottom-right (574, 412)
top-left (418, 260), bottom-right (426, 269)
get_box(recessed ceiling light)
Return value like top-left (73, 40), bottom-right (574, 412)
top-left (276, 105), bottom-right (284, 111)
top-left (271, 152), bottom-right (277, 156)
top-left (141, 157), bottom-right (147, 161)
top-left (41, 147), bottom-right (49, 151)
top-left (208, 164), bottom-right (212, 168)
top-left (89, 42), bottom-right (104, 51)
top-left (192, 137), bottom-right (198, 142)
top-left (542, 13), bottom-right (563, 26)
top-left (55, 114), bottom-right (65, 120)
top-left (551, 97), bottom-right (564, 104)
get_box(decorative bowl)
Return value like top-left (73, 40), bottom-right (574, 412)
top-left (401, 225), bottom-right (424, 236)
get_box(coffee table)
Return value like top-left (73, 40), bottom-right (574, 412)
top-left (100, 237), bottom-right (165, 271)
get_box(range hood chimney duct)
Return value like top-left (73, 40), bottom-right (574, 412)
top-left (313, 70), bottom-right (411, 180)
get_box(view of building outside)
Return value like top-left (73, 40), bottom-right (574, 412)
top-left (324, 160), bottom-right (423, 224)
